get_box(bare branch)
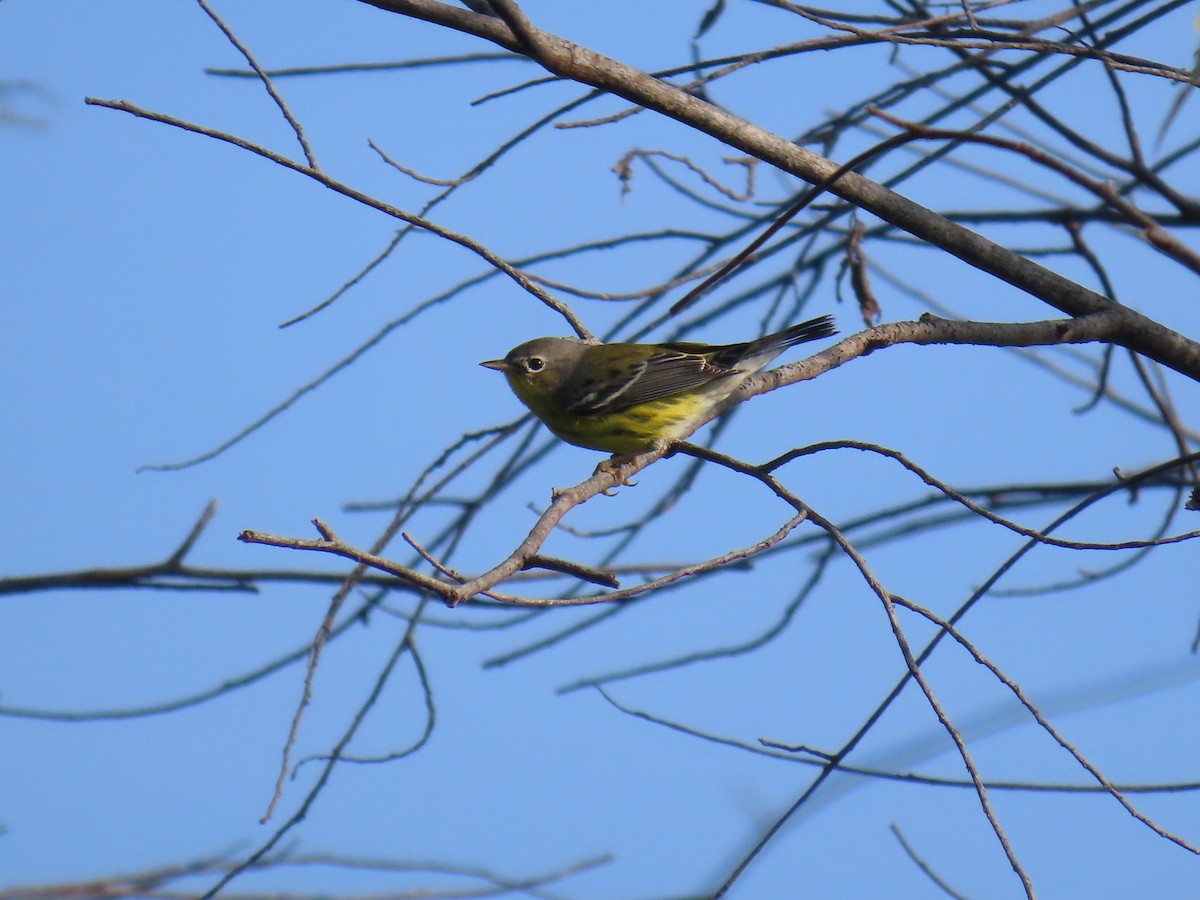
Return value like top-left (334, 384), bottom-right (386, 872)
top-left (83, 96), bottom-right (592, 342)
top-left (354, 0), bottom-right (1200, 378)
top-left (194, 0), bottom-right (318, 170)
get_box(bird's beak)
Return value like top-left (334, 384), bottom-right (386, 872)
top-left (480, 359), bottom-right (508, 372)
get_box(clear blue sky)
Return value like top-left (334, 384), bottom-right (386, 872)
top-left (3, 2), bottom-right (1200, 898)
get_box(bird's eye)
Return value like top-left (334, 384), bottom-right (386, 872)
top-left (525, 357), bottom-right (545, 373)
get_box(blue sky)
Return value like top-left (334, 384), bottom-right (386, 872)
top-left (4, 1), bottom-right (1200, 897)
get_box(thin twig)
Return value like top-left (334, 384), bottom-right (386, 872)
top-left (194, 0), bottom-right (318, 170)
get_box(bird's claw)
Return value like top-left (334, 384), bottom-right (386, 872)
top-left (594, 453), bottom-right (641, 492)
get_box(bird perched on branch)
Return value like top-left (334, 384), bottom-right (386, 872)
top-left (481, 315), bottom-right (837, 454)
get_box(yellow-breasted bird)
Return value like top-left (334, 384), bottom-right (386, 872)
top-left (480, 314), bottom-right (837, 454)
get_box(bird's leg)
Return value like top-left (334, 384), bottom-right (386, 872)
top-left (593, 440), bottom-right (670, 492)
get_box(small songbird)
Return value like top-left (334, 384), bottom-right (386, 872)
top-left (480, 315), bottom-right (837, 454)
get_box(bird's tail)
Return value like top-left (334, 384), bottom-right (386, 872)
top-left (769, 314), bottom-right (838, 350)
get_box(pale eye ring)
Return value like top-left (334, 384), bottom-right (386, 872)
top-left (526, 357), bottom-right (545, 373)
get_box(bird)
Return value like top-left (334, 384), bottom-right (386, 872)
top-left (480, 314), bottom-right (836, 454)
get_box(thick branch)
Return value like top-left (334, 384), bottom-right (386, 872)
top-left (356, 0), bottom-right (1200, 379)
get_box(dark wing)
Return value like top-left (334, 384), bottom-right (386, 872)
top-left (562, 348), bottom-right (739, 416)
top-left (561, 317), bottom-right (837, 416)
